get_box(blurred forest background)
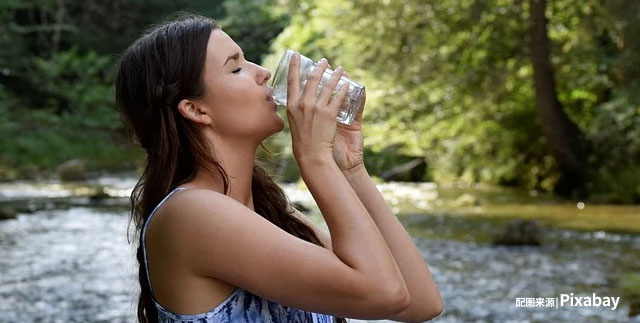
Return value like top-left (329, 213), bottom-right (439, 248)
top-left (1, 0), bottom-right (639, 204)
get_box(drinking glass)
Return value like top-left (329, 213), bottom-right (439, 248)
top-left (268, 48), bottom-right (365, 126)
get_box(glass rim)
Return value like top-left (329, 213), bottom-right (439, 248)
top-left (268, 48), bottom-right (295, 88)
top-left (346, 85), bottom-right (365, 125)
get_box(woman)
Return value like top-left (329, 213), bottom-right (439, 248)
top-left (115, 14), bottom-right (442, 323)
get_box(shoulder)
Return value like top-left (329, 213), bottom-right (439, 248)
top-left (159, 188), bottom-right (242, 225)
top-left (145, 189), bottom-right (407, 318)
top-left (153, 188), bottom-right (332, 254)
top-left (148, 188), bottom-right (242, 246)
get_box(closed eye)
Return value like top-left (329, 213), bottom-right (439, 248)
top-left (232, 68), bottom-right (242, 74)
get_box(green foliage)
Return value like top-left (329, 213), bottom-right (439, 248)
top-left (220, 0), bottom-right (289, 63)
top-left (265, 0), bottom-right (640, 201)
top-left (266, 0), bottom-right (550, 188)
top-left (0, 0), bottom-right (278, 180)
top-left (0, 0), bottom-right (639, 203)
top-left (587, 91), bottom-right (640, 203)
top-left (618, 272), bottom-right (640, 305)
top-left (31, 48), bottom-right (118, 127)
top-left (0, 45), bottom-right (141, 177)
top-left (0, 101), bottom-right (143, 180)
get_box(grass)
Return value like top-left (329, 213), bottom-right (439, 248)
top-left (376, 182), bottom-right (640, 235)
top-left (437, 203), bottom-right (640, 235)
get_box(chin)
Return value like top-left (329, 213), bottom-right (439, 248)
top-left (276, 117), bottom-right (285, 132)
top-left (272, 112), bottom-right (285, 132)
top-left (259, 115), bottom-right (285, 141)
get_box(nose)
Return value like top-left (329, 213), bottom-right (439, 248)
top-left (259, 66), bottom-right (271, 85)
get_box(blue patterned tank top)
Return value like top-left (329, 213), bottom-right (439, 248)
top-left (142, 187), bottom-right (339, 323)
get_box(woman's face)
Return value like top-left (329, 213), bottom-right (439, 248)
top-left (194, 29), bottom-right (284, 144)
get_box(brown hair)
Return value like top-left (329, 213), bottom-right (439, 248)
top-left (114, 13), bottom-right (346, 323)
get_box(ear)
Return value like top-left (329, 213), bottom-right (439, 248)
top-left (177, 99), bottom-right (212, 126)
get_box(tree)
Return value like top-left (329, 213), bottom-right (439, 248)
top-left (264, 0), bottom-right (640, 200)
top-left (529, 0), bottom-right (589, 197)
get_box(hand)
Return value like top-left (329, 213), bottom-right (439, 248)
top-left (327, 64), bottom-right (366, 174)
top-left (286, 52), bottom-right (350, 167)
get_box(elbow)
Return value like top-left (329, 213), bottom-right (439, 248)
top-left (386, 284), bottom-right (412, 316)
top-left (414, 299), bottom-right (445, 322)
top-left (423, 299), bottom-right (444, 321)
top-left (392, 297), bottom-right (444, 323)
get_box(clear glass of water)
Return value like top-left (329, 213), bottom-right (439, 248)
top-left (268, 48), bottom-right (366, 126)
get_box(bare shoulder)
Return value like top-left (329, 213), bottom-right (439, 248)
top-left (149, 188), bottom-right (230, 248)
top-left (151, 187), bottom-right (406, 319)
top-left (162, 189), bottom-right (332, 252)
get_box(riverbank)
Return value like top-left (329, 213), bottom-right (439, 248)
top-left (358, 181), bottom-right (640, 236)
top-left (2, 172), bottom-right (639, 235)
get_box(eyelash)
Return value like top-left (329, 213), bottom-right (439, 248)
top-left (232, 67), bottom-right (242, 74)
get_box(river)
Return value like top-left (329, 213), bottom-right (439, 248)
top-left (1, 174), bottom-right (639, 322)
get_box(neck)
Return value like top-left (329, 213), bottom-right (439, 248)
top-left (185, 132), bottom-right (259, 212)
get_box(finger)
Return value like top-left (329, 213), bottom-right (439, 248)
top-left (351, 88), bottom-right (365, 121)
top-left (317, 66), bottom-right (344, 108)
top-left (287, 51), bottom-right (301, 107)
top-left (329, 63), bottom-right (351, 79)
top-left (300, 58), bottom-right (328, 106)
top-left (328, 82), bottom-right (350, 116)
top-left (355, 89), bottom-right (366, 120)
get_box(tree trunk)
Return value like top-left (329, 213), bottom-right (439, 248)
top-left (529, 0), bottom-right (588, 197)
top-left (52, 0), bottom-right (67, 55)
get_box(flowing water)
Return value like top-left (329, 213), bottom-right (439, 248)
top-left (1, 175), bottom-right (639, 322)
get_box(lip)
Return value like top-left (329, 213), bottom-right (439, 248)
top-left (265, 87), bottom-right (272, 99)
top-left (266, 95), bottom-right (277, 107)
top-left (265, 88), bottom-right (277, 106)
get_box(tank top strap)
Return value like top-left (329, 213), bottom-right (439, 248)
top-left (141, 186), bottom-right (188, 301)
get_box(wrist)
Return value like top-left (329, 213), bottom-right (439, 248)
top-left (296, 153), bottom-right (335, 170)
top-left (342, 163), bottom-right (367, 180)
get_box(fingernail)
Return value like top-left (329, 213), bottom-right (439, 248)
top-left (321, 58), bottom-right (327, 64)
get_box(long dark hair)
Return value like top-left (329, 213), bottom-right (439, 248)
top-left (114, 14), bottom-right (347, 323)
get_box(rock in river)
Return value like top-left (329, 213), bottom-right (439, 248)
top-left (493, 219), bottom-right (543, 246)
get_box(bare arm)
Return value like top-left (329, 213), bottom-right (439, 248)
top-left (299, 156), bottom-right (410, 313)
top-left (343, 165), bottom-right (444, 322)
top-left (165, 179), bottom-right (409, 318)
top-left (287, 204), bottom-right (333, 252)
top-left (283, 50), bottom-right (411, 318)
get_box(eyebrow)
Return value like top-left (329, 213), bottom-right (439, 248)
top-left (223, 51), bottom-right (244, 67)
